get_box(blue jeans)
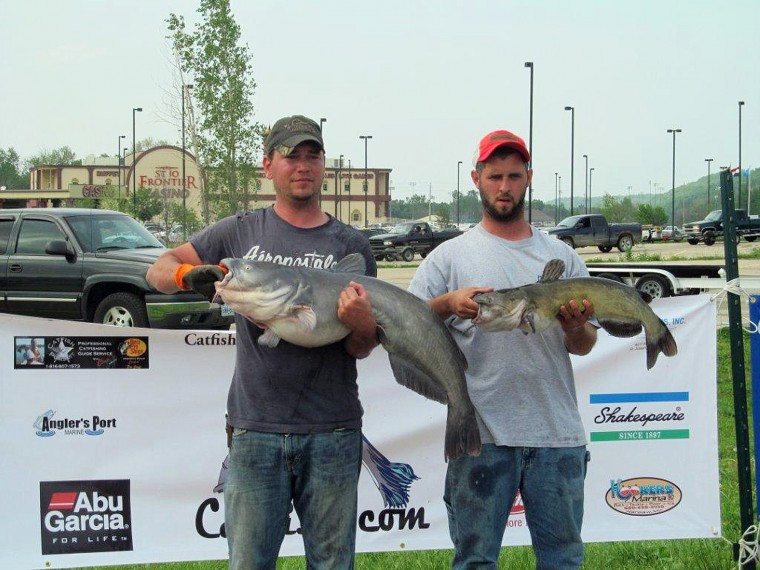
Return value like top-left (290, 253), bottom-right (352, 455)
top-left (444, 444), bottom-right (589, 570)
top-left (224, 428), bottom-right (363, 570)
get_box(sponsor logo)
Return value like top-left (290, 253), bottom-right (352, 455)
top-left (605, 477), bottom-right (682, 516)
top-left (34, 410), bottom-right (117, 438)
top-left (184, 332), bottom-right (237, 346)
top-left (48, 337), bottom-right (76, 363)
top-left (590, 392), bottom-right (689, 442)
top-left (118, 338), bottom-right (147, 358)
top-left (40, 480), bottom-right (133, 555)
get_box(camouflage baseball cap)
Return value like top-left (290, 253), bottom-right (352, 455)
top-left (264, 115), bottom-right (324, 157)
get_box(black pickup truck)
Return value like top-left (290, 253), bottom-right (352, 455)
top-left (0, 208), bottom-right (233, 329)
top-left (369, 222), bottom-right (462, 262)
top-left (547, 214), bottom-right (642, 252)
top-left (683, 209), bottom-right (760, 246)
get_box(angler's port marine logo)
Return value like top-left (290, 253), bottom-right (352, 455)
top-left (34, 410), bottom-right (117, 438)
top-left (195, 435), bottom-right (426, 538)
top-left (39, 479), bottom-right (133, 555)
top-left (605, 476), bottom-right (682, 516)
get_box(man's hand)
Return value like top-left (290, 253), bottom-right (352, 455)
top-left (338, 281), bottom-right (378, 359)
top-left (175, 264), bottom-right (227, 299)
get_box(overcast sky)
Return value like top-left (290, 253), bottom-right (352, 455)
top-left (2, 0), bottom-right (758, 207)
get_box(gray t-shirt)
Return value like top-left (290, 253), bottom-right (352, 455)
top-left (191, 207), bottom-right (377, 433)
top-left (408, 224), bottom-right (589, 447)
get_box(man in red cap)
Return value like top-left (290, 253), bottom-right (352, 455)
top-left (409, 129), bottom-right (598, 569)
top-left (147, 114), bottom-right (379, 569)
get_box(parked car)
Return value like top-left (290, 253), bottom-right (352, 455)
top-left (0, 208), bottom-right (233, 329)
top-left (661, 226), bottom-right (683, 241)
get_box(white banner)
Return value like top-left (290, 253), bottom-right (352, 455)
top-left (0, 294), bottom-right (719, 569)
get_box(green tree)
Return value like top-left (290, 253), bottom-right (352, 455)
top-left (168, 0), bottom-right (260, 223)
top-left (0, 148), bottom-right (27, 189)
top-left (25, 146), bottom-right (78, 168)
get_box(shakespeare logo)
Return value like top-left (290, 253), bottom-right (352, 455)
top-left (39, 479), bottom-right (133, 555)
top-left (195, 435), bottom-right (424, 538)
top-left (605, 477), bottom-right (682, 516)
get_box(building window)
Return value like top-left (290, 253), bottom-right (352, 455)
top-left (323, 183), bottom-right (328, 193)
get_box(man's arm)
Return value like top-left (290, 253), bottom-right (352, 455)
top-left (146, 242), bottom-right (204, 293)
top-left (426, 287), bottom-right (493, 320)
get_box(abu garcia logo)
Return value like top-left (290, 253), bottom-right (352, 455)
top-left (195, 435), bottom-right (427, 538)
top-left (34, 409), bottom-right (117, 437)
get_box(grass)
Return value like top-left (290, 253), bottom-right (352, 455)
top-left (71, 329), bottom-right (754, 570)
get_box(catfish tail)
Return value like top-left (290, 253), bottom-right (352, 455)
top-left (445, 404), bottom-right (482, 461)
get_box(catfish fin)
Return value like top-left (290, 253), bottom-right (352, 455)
top-left (645, 326), bottom-right (678, 370)
top-left (539, 259), bottom-right (565, 283)
top-left (598, 318), bottom-right (643, 338)
top-left (388, 354), bottom-right (449, 404)
top-left (333, 253), bottom-right (366, 276)
top-left (292, 304), bottom-right (317, 333)
top-left (258, 329), bottom-right (281, 347)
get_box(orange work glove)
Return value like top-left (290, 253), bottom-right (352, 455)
top-left (174, 264), bottom-right (228, 298)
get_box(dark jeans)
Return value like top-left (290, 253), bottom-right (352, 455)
top-left (444, 444), bottom-right (589, 569)
top-left (225, 428), bottom-right (363, 570)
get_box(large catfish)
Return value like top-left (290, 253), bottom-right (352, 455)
top-left (214, 254), bottom-right (480, 461)
top-left (472, 259), bottom-right (678, 370)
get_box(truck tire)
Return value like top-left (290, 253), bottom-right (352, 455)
top-left (420, 251), bottom-right (427, 259)
top-left (687, 237), bottom-right (699, 245)
top-left (374, 255), bottom-right (384, 261)
top-left (595, 273), bottom-right (624, 283)
top-left (94, 292), bottom-right (149, 328)
top-left (401, 248), bottom-right (415, 262)
top-left (598, 245), bottom-right (613, 253)
top-left (635, 274), bottom-right (670, 299)
top-left (703, 231), bottom-right (716, 246)
top-left (560, 237), bottom-right (575, 249)
top-left (385, 254), bottom-right (397, 262)
top-left (617, 234), bottom-right (634, 252)
top-left (745, 236), bottom-right (757, 242)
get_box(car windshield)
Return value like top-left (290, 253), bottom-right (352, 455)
top-left (556, 216), bottom-right (585, 228)
top-left (388, 223), bottom-right (419, 235)
top-left (704, 211), bottom-right (722, 222)
top-left (66, 213), bottom-right (165, 253)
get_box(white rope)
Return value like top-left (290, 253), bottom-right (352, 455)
top-left (711, 278), bottom-right (760, 333)
top-left (737, 524), bottom-right (759, 567)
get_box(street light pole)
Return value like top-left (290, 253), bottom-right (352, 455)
top-left (319, 117), bottom-right (326, 132)
top-left (338, 154), bottom-right (344, 222)
top-left (117, 135), bottom-right (125, 199)
top-left (564, 106), bottom-right (575, 215)
top-left (589, 167), bottom-right (595, 212)
top-left (554, 172), bottom-right (558, 223)
top-left (525, 61), bottom-right (534, 223)
top-left (739, 101), bottom-right (745, 208)
top-left (132, 107), bottom-right (143, 212)
top-left (705, 158), bottom-right (714, 212)
top-left (359, 135), bottom-right (372, 228)
top-left (582, 154), bottom-right (588, 213)
top-left (182, 85), bottom-right (193, 240)
top-left (667, 128), bottom-right (682, 228)
top-left (122, 147), bottom-right (128, 206)
top-left (456, 160), bottom-right (462, 226)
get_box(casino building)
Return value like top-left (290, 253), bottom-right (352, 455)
top-left (3, 145), bottom-right (393, 226)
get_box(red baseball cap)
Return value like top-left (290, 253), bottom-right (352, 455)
top-left (473, 130), bottom-right (531, 167)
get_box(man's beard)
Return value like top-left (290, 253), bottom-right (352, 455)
top-left (479, 188), bottom-right (526, 223)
